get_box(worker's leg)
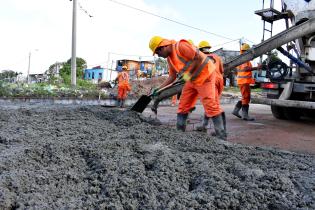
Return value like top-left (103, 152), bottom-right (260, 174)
top-left (177, 82), bottom-right (198, 131)
top-left (240, 84), bottom-right (254, 121)
top-left (196, 115), bottom-right (209, 132)
top-left (196, 74), bottom-right (226, 140)
top-left (196, 73), bottom-right (224, 132)
top-left (120, 88), bottom-right (128, 108)
top-left (232, 100), bottom-right (242, 118)
top-left (117, 87), bottom-right (124, 106)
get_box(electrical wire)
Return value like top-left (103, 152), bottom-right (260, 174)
top-left (212, 38), bottom-right (242, 48)
top-left (78, 1), bottom-right (93, 17)
top-left (107, 0), bottom-right (235, 41)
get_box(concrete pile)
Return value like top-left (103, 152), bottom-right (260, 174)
top-left (0, 105), bottom-right (314, 209)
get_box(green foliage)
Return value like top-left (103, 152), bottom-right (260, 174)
top-left (0, 70), bottom-right (18, 80)
top-left (59, 57), bottom-right (87, 83)
top-left (0, 81), bottom-right (104, 99)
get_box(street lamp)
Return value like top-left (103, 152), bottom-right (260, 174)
top-left (27, 49), bottom-right (38, 84)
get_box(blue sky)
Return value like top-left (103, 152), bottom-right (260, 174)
top-left (0, 0), bottom-right (287, 75)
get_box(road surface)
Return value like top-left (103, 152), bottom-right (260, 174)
top-left (143, 103), bottom-right (315, 155)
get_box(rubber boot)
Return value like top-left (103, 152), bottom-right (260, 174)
top-left (222, 112), bottom-right (227, 132)
top-left (211, 112), bottom-right (227, 137)
top-left (232, 101), bottom-right (242, 118)
top-left (212, 114), bottom-right (227, 140)
top-left (120, 99), bottom-right (124, 108)
top-left (196, 115), bottom-right (209, 132)
top-left (176, 113), bottom-right (188, 132)
top-left (117, 99), bottom-right (121, 107)
top-left (241, 104), bottom-right (255, 121)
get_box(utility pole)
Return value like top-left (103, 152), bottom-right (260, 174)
top-left (27, 52), bottom-right (31, 84)
top-left (27, 49), bottom-right (38, 84)
top-left (71, 0), bottom-right (77, 86)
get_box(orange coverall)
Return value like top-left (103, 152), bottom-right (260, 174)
top-left (189, 53), bottom-right (224, 114)
top-left (167, 40), bottom-right (221, 117)
top-left (236, 61), bottom-right (255, 105)
top-left (117, 71), bottom-right (131, 100)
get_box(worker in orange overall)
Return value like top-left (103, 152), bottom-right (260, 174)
top-left (170, 39), bottom-right (195, 107)
top-left (149, 36), bottom-right (226, 140)
top-left (115, 65), bottom-right (131, 108)
top-left (232, 43), bottom-right (260, 121)
top-left (195, 40), bottom-right (225, 134)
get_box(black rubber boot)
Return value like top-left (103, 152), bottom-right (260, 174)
top-left (176, 113), bottom-right (188, 132)
top-left (117, 99), bottom-right (121, 107)
top-left (120, 99), bottom-right (124, 108)
top-left (241, 104), bottom-right (255, 121)
top-left (212, 114), bottom-right (227, 140)
top-left (222, 112), bottom-right (227, 132)
top-left (232, 101), bottom-right (242, 118)
top-left (196, 115), bottom-right (209, 132)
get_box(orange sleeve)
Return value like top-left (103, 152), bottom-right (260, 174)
top-left (177, 41), bottom-right (197, 61)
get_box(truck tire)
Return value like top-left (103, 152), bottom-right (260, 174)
top-left (271, 105), bottom-right (286, 119)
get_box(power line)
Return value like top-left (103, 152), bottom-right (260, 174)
top-left (212, 38), bottom-right (242, 48)
top-left (107, 0), bottom-right (235, 41)
top-left (78, 1), bottom-right (93, 17)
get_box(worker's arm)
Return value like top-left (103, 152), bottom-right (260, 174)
top-left (157, 74), bottom-right (176, 89)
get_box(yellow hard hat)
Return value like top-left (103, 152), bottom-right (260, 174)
top-left (149, 36), bottom-right (164, 54)
top-left (198, 40), bottom-right (211, 49)
top-left (122, 65), bottom-right (128, 70)
top-left (241, 43), bottom-right (250, 51)
top-left (187, 39), bottom-right (194, 45)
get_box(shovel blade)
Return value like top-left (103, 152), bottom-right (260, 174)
top-left (130, 95), bottom-right (152, 113)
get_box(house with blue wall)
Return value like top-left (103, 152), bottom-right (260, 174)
top-left (84, 66), bottom-right (104, 83)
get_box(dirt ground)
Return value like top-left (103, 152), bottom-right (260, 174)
top-left (0, 104), bottom-right (315, 209)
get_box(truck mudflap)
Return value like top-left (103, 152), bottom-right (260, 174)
top-left (251, 97), bottom-right (315, 109)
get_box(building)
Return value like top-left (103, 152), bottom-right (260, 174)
top-left (116, 59), bottom-right (155, 79)
top-left (84, 66), bottom-right (105, 83)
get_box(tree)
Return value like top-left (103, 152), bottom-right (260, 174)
top-left (0, 70), bottom-right (18, 81)
top-left (59, 57), bottom-right (87, 84)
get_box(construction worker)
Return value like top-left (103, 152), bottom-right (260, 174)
top-left (195, 40), bottom-right (226, 134)
top-left (149, 36), bottom-right (226, 140)
top-left (115, 65), bottom-right (131, 108)
top-left (170, 39), bottom-right (194, 107)
top-left (232, 43), bottom-right (260, 120)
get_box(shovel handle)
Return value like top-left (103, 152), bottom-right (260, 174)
top-left (151, 79), bottom-right (184, 96)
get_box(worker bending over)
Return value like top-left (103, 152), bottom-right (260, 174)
top-left (195, 40), bottom-right (226, 135)
top-left (149, 36), bottom-right (226, 140)
top-left (115, 65), bottom-right (131, 108)
top-left (232, 43), bottom-right (261, 121)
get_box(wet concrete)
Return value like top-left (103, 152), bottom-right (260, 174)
top-left (0, 104), bottom-right (314, 209)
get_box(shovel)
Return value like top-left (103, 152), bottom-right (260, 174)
top-left (131, 79), bottom-right (184, 113)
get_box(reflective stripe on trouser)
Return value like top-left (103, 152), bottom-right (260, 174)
top-left (178, 72), bottom-right (222, 117)
top-left (187, 71), bottom-right (223, 115)
top-left (239, 83), bottom-right (251, 105)
top-left (118, 86), bottom-right (129, 100)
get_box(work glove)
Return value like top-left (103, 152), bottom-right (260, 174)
top-left (151, 88), bottom-right (159, 96)
top-left (182, 72), bottom-right (192, 82)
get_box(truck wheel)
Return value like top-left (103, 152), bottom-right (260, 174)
top-left (271, 105), bottom-right (286, 119)
top-left (283, 107), bottom-right (301, 120)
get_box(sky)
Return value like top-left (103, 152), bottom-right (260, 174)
top-left (0, 0), bottom-right (287, 75)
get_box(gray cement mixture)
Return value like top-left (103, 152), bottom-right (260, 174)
top-left (0, 104), bottom-right (314, 210)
